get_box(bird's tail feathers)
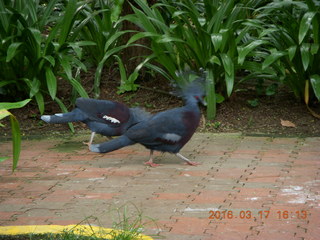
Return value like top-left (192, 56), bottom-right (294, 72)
top-left (90, 135), bottom-right (134, 153)
top-left (41, 108), bottom-right (86, 123)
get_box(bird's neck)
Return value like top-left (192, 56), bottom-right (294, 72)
top-left (185, 98), bottom-right (200, 111)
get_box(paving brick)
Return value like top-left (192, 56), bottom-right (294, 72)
top-left (152, 192), bottom-right (194, 200)
top-left (0, 211), bottom-right (23, 220)
top-left (191, 190), bottom-right (234, 204)
top-left (0, 134), bottom-right (319, 240)
top-left (109, 169), bottom-right (144, 177)
top-left (179, 170), bottom-right (209, 177)
top-left (168, 216), bottom-right (210, 235)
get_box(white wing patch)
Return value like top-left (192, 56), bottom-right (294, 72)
top-left (163, 133), bottom-right (181, 142)
top-left (102, 115), bottom-right (120, 124)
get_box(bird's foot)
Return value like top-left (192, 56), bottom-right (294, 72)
top-left (144, 161), bottom-right (162, 167)
top-left (82, 141), bottom-right (90, 147)
top-left (184, 161), bottom-right (201, 166)
top-left (89, 144), bottom-right (101, 153)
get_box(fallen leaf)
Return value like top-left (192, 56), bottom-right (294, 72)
top-left (280, 119), bottom-right (296, 128)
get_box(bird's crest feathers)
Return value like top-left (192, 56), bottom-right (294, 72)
top-left (171, 69), bottom-right (206, 103)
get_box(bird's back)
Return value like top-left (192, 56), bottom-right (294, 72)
top-left (126, 105), bottom-right (200, 153)
top-left (76, 98), bottom-right (131, 125)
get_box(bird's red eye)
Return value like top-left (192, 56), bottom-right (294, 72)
top-left (194, 96), bottom-right (199, 100)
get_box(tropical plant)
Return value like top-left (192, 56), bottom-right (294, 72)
top-left (122, 0), bottom-right (265, 119)
top-left (253, 0), bottom-right (320, 115)
top-left (77, 0), bottom-right (135, 98)
top-left (0, 0), bottom-right (90, 116)
top-left (0, 99), bottom-right (31, 172)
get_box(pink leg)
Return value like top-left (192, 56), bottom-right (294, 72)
top-left (144, 150), bottom-right (162, 167)
top-left (176, 153), bottom-right (200, 166)
top-left (83, 132), bottom-right (96, 148)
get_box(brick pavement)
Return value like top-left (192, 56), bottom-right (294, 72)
top-left (0, 133), bottom-right (319, 240)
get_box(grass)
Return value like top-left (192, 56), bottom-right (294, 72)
top-left (0, 232), bottom-right (104, 240)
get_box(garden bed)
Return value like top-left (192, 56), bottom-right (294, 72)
top-left (4, 75), bottom-right (320, 138)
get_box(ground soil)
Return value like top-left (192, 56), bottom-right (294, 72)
top-left (2, 69), bottom-right (320, 138)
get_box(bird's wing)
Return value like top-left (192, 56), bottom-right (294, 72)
top-left (76, 98), bottom-right (130, 125)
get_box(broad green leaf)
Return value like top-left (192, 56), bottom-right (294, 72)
top-left (220, 53), bottom-right (233, 76)
top-left (238, 40), bottom-right (267, 65)
top-left (111, 0), bottom-right (124, 22)
top-left (24, 28), bottom-right (41, 60)
top-left (114, 55), bottom-right (128, 84)
top-left (216, 93), bottom-right (225, 104)
top-left (94, 45), bottom-right (128, 98)
top-left (35, 92), bottom-right (44, 115)
top-left (300, 43), bottom-right (310, 71)
top-left (220, 53), bottom-right (234, 96)
top-left (38, 0), bottom-right (59, 30)
top-left (311, 11), bottom-right (319, 44)
top-left (225, 72), bottom-right (234, 97)
top-left (6, 42), bottom-right (23, 62)
top-left (288, 46), bottom-right (297, 61)
top-left (127, 71), bottom-right (139, 84)
top-left (144, 62), bottom-right (172, 81)
top-left (0, 99), bottom-right (31, 110)
top-left (126, 32), bottom-right (160, 46)
top-left (45, 67), bottom-right (57, 100)
top-left (55, 97), bottom-right (74, 133)
top-left (0, 81), bottom-right (15, 88)
top-left (157, 35), bottom-right (185, 44)
top-left (60, 57), bottom-right (72, 80)
top-left (74, 41), bottom-right (97, 47)
top-left (69, 78), bottom-right (89, 98)
top-left (310, 74), bottom-right (320, 101)
top-left (28, 78), bottom-right (40, 98)
top-left (262, 51), bottom-right (286, 70)
top-left (68, 42), bottom-right (83, 58)
top-left (310, 43), bottom-right (319, 55)
top-left (0, 109), bottom-right (11, 120)
top-left (22, 77), bottom-right (41, 98)
top-left (10, 114), bottom-right (21, 172)
top-left (209, 55), bottom-right (221, 66)
top-left (104, 30), bottom-right (136, 51)
top-left (58, 0), bottom-right (77, 46)
top-left (211, 33), bottom-right (222, 52)
top-left (172, 11), bottom-right (188, 18)
top-left (299, 12), bottom-right (316, 44)
top-left (43, 56), bottom-right (55, 66)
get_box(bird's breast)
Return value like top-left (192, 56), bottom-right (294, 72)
top-left (180, 110), bottom-right (200, 145)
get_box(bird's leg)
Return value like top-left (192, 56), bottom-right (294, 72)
top-left (83, 132), bottom-right (96, 147)
top-left (176, 153), bottom-right (200, 166)
top-left (144, 150), bottom-right (162, 167)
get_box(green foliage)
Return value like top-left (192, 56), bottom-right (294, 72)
top-left (253, 0), bottom-right (320, 103)
top-left (124, 0), bottom-right (264, 119)
top-left (77, 0), bottom-right (133, 98)
top-left (0, 0), bottom-right (90, 114)
top-left (0, 99), bottom-right (31, 172)
top-left (247, 98), bottom-right (259, 107)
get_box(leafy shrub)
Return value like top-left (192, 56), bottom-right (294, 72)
top-left (123, 0), bottom-right (265, 119)
top-left (78, 0), bottom-right (133, 98)
top-left (0, 0), bottom-right (90, 114)
top-left (253, 0), bottom-right (320, 106)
